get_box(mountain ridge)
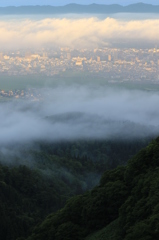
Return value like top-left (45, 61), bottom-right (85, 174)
top-left (0, 3), bottom-right (159, 14)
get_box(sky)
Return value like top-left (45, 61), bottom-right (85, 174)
top-left (0, 0), bottom-right (158, 7)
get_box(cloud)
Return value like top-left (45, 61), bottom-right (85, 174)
top-left (0, 85), bottom-right (159, 148)
top-left (0, 16), bottom-right (158, 49)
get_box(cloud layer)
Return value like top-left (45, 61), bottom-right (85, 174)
top-left (0, 16), bottom-right (159, 49)
top-left (0, 86), bottom-right (159, 147)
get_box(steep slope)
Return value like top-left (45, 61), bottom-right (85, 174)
top-left (0, 153), bottom-right (100, 240)
top-left (26, 137), bottom-right (159, 240)
top-left (0, 138), bottom-right (150, 240)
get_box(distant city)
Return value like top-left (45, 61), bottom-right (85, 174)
top-left (0, 88), bottom-right (41, 101)
top-left (0, 47), bottom-right (159, 82)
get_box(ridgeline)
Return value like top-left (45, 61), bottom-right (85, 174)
top-left (0, 3), bottom-right (159, 15)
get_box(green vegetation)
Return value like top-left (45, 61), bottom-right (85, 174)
top-left (36, 139), bottom-right (151, 170)
top-left (85, 219), bottom-right (119, 240)
top-left (25, 137), bottom-right (159, 240)
top-left (0, 75), bottom-right (47, 90)
top-left (1, 72), bottom-right (159, 91)
top-left (0, 138), bottom-right (150, 240)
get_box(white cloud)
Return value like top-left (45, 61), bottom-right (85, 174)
top-left (0, 16), bottom-right (158, 49)
top-left (0, 86), bottom-right (159, 147)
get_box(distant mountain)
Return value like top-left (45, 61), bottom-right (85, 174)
top-left (0, 3), bottom-right (159, 14)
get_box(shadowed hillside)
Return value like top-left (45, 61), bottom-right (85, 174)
top-left (25, 137), bottom-right (159, 240)
top-left (0, 138), bottom-right (151, 240)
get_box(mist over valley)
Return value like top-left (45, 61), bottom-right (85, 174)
top-left (0, 4), bottom-right (159, 240)
top-left (0, 85), bottom-right (159, 147)
top-left (0, 5), bottom-right (158, 196)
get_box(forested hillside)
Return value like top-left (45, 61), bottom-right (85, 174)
top-left (25, 137), bottom-right (159, 240)
top-left (0, 138), bottom-right (152, 240)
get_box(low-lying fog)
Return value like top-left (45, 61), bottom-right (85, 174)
top-left (0, 86), bottom-right (159, 147)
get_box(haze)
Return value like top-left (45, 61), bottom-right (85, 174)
top-left (0, 86), bottom-right (159, 148)
top-left (0, 1), bottom-right (158, 7)
top-left (0, 11), bottom-right (159, 148)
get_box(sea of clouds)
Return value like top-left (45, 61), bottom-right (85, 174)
top-left (0, 16), bottom-right (158, 49)
top-left (0, 86), bottom-right (159, 147)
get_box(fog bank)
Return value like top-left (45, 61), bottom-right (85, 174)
top-left (0, 86), bottom-right (159, 147)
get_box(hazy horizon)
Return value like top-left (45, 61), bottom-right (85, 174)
top-left (0, 0), bottom-right (158, 7)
